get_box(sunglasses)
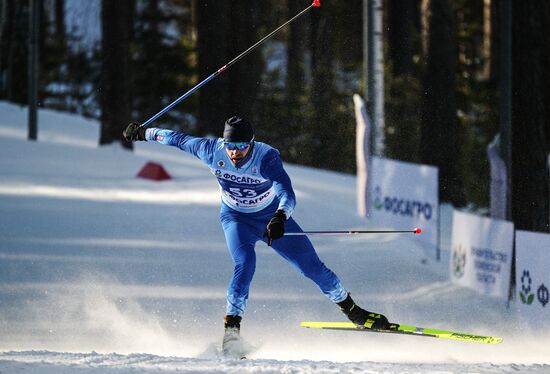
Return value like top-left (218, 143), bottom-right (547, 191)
top-left (224, 141), bottom-right (251, 151)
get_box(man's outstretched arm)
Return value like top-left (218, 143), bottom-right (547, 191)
top-left (123, 123), bottom-right (217, 164)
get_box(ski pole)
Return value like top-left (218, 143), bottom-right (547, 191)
top-left (140, 0), bottom-right (321, 128)
top-left (284, 228), bottom-right (422, 236)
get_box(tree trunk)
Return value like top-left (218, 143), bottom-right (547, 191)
top-left (100, 0), bottom-right (131, 148)
top-left (137, 0), bottom-right (161, 128)
top-left (420, 0), bottom-right (465, 205)
top-left (511, 2), bottom-right (549, 232)
top-left (1, 0), bottom-right (27, 103)
top-left (481, 0), bottom-right (498, 82)
top-left (225, 0), bottom-right (263, 126)
top-left (420, 0), bottom-right (430, 56)
top-left (196, 0), bottom-right (229, 136)
top-left (284, 0), bottom-right (306, 151)
top-left (387, 0), bottom-right (419, 76)
top-left (307, 4), bottom-right (336, 167)
top-left (286, 0), bottom-right (306, 104)
top-left (385, 0), bottom-right (422, 162)
top-left (545, 3), bottom-right (550, 161)
top-left (0, 0), bottom-right (8, 97)
top-left (54, 0), bottom-right (65, 42)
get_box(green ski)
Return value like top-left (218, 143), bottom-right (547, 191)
top-left (300, 321), bottom-right (502, 344)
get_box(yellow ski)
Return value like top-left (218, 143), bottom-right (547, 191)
top-left (300, 321), bottom-right (503, 344)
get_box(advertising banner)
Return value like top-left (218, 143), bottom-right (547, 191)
top-left (515, 230), bottom-right (550, 328)
top-left (450, 210), bottom-right (514, 298)
top-left (368, 157), bottom-right (439, 251)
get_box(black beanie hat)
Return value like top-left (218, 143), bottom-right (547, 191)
top-left (223, 116), bottom-right (254, 142)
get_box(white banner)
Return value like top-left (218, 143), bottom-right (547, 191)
top-left (515, 230), bottom-right (550, 328)
top-left (450, 210), bottom-right (514, 298)
top-left (368, 157), bottom-right (439, 251)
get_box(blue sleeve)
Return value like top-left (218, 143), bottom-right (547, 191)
top-left (260, 149), bottom-right (296, 218)
top-left (145, 128), bottom-right (217, 165)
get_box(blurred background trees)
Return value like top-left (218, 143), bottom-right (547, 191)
top-left (0, 0), bottom-right (549, 231)
top-left (100, 0), bottom-right (131, 148)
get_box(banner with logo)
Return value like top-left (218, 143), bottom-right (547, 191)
top-left (515, 230), bottom-right (550, 327)
top-left (368, 157), bottom-right (439, 251)
top-left (450, 210), bottom-right (514, 298)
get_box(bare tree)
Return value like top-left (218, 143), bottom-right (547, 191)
top-left (100, 0), bottom-right (131, 148)
top-left (385, 0), bottom-right (422, 162)
top-left (420, 0), bottom-right (465, 205)
top-left (225, 0), bottom-right (263, 125)
top-left (511, 2), bottom-right (549, 231)
top-left (54, 0), bottom-right (65, 42)
top-left (283, 0), bottom-right (307, 155)
top-left (196, 0), bottom-right (230, 135)
top-left (0, 0), bottom-right (27, 103)
top-left (481, 0), bottom-right (498, 82)
top-left (387, 0), bottom-right (419, 76)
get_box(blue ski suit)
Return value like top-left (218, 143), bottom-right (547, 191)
top-left (146, 128), bottom-right (348, 316)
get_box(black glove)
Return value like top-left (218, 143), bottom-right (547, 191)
top-left (263, 210), bottom-right (286, 246)
top-left (123, 122), bottom-right (147, 142)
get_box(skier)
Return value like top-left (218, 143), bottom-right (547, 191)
top-left (123, 117), bottom-right (397, 351)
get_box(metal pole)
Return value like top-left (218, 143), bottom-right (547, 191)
top-left (284, 228), bottom-right (422, 236)
top-left (28, 0), bottom-right (39, 140)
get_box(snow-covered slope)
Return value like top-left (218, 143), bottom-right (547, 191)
top-left (0, 101), bottom-right (548, 373)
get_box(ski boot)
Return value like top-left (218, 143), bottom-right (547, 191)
top-left (222, 315), bottom-right (246, 359)
top-left (337, 294), bottom-right (399, 330)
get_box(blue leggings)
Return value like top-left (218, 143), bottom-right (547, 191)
top-left (220, 206), bottom-right (348, 316)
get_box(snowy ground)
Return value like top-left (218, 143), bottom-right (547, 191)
top-left (0, 101), bottom-right (549, 373)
